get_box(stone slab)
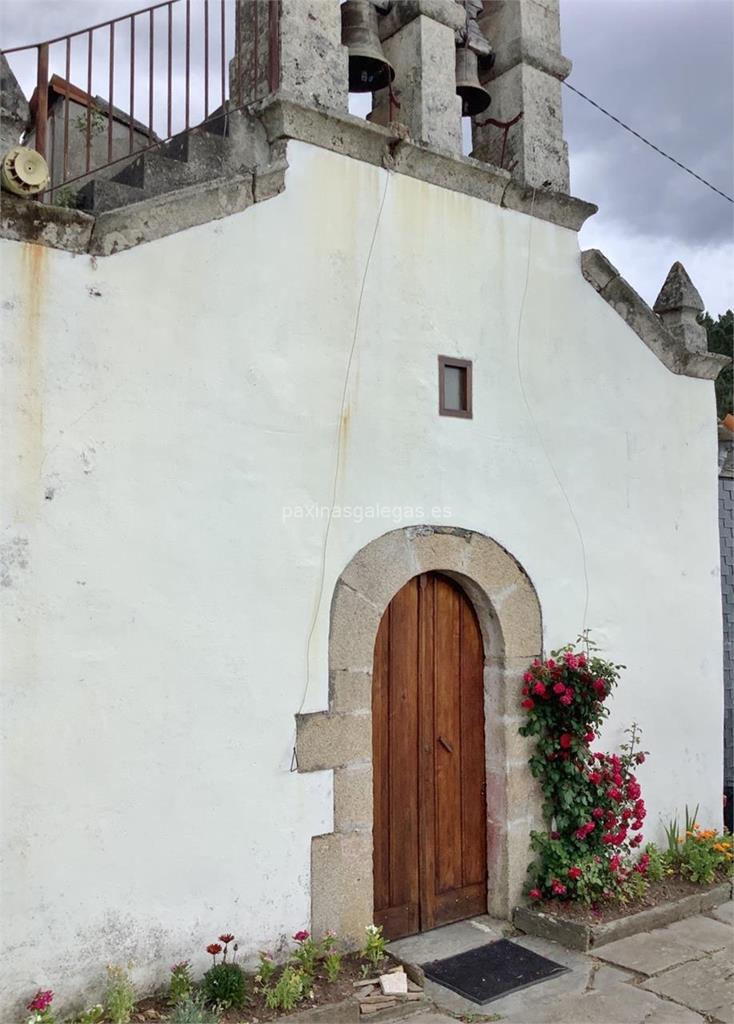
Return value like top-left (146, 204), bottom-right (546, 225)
top-left (422, 933), bottom-right (626, 1019)
top-left (659, 914), bottom-right (734, 953)
top-left (499, 982), bottom-right (706, 1023)
top-left (0, 194), bottom-right (94, 253)
top-left (642, 948), bottom-right (733, 1023)
top-left (592, 930), bottom-right (707, 975)
top-left (710, 900), bottom-right (734, 925)
top-left (388, 915), bottom-right (505, 980)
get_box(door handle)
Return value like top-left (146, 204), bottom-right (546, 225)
top-left (438, 735), bottom-right (454, 753)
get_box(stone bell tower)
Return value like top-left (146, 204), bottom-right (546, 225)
top-left (473, 0), bottom-right (571, 192)
top-left (230, 0), bottom-right (572, 195)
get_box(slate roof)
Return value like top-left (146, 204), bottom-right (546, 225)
top-left (720, 424), bottom-right (734, 787)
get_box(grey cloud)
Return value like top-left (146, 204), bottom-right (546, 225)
top-left (561, 0), bottom-right (733, 246)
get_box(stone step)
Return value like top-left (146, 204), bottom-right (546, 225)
top-left (75, 178), bottom-right (146, 213)
top-left (111, 148), bottom-right (223, 195)
top-left (160, 127), bottom-right (228, 174)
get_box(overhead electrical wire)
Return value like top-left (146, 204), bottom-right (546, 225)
top-left (563, 80), bottom-right (734, 204)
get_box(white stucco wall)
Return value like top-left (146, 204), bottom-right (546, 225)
top-left (0, 140), bottom-right (723, 1013)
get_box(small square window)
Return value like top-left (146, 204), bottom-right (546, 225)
top-left (438, 356), bottom-right (472, 418)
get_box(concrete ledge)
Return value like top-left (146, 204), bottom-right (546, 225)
top-left (259, 96), bottom-right (596, 233)
top-left (581, 249), bottom-right (731, 381)
top-left (0, 194), bottom-right (94, 253)
top-left (90, 173), bottom-right (256, 256)
top-left (514, 881), bottom-right (734, 952)
top-left (502, 180), bottom-right (597, 232)
top-left (488, 37), bottom-right (573, 81)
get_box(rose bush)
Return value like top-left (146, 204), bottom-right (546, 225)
top-left (520, 635), bottom-right (650, 904)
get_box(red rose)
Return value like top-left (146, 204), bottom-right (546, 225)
top-left (551, 880), bottom-right (567, 896)
top-left (560, 692), bottom-right (573, 706)
top-left (559, 733), bottom-right (572, 749)
top-left (523, 671), bottom-right (534, 684)
top-left (592, 807), bottom-right (604, 819)
top-left (567, 866), bottom-right (582, 880)
top-left (528, 888), bottom-right (542, 900)
top-left (584, 732), bottom-right (595, 742)
top-left (553, 683), bottom-right (566, 695)
top-left (635, 752), bottom-right (646, 764)
top-left (521, 698), bottom-right (535, 710)
top-left (588, 771), bottom-right (602, 785)
top-left (630, 834), bottom-right (643, 847)
top-left (533, 681), bottom-right (547, 697)
top-left (609, 854), bottom-right (622, 872)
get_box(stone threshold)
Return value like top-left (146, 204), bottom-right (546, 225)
top-left (513, 880), bottom-right (733, 952)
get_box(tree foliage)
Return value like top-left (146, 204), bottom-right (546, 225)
top-left (702, 309), bottom-right (733, 419)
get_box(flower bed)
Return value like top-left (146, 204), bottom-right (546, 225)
top-left (515, 634), bottom-right (733, 941)
top-left (20, 925), bottom-right (420, 1024)
top-left (514, 878), bottom-right (732, 952)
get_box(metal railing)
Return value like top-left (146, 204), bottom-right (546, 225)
top-left (1, 0), bottom-right (268, 196)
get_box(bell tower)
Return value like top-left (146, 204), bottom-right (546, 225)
top-left (472, 0), bottom-right (571, 191)
top-left (230, 0), bottom-right (572, 194)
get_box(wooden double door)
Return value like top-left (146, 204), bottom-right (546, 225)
top-left (372, 572), bottom-right (487, 940)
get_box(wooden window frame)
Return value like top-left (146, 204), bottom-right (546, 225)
top-left (438, 355), bottom-right (473, 419)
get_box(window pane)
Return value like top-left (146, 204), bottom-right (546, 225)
top-left (444, 365), bottom-right (465, 411)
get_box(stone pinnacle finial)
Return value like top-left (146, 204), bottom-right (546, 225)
top-left (653, 261), bottom-right (704, 315)
top-left (653, 261), bottom-right (706, 354)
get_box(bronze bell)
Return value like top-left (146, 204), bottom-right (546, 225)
top-left (455, 45), bottom-right (491, 117)
top-left (342, 0), bottom-right (395, 93)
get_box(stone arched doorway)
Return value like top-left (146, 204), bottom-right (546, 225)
top-left (295, 525), bottom-right (543, 943)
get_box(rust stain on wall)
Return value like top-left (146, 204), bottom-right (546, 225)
top-left (17, 242), bottom-right (47, 516)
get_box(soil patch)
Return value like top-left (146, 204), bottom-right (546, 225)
top-left (531, 871), bottom-right (731, 924)
top-left (134, 953), bottom-right (398, 1023)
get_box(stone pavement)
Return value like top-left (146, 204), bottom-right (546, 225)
top-left (390, 901), bottom-right (734, 1024)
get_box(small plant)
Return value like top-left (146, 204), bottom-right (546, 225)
top-left (70, 1006), bottom-right (104, 1024)
top-left (643, 843), bottom-right (669, 884)
top-left (255, 951), bottom-right (277, 989)
top-left (263, 965), bottom-right (309, 1012)
top-left (51, 186), bottom-right (78, 209)
top-left (167, 992), bottom-right (219, 1024)
top-left (323, 950), bottom-right (342, 983)
top-left (361, 924), bottom-right (387, 973)
top-left (291, 930), bottom-right (320, 978)
top-left (202, 934), bottom-right (246, 1010)
top-left (104, 965), bottom-right (135, 1024)
top-left (322, 934), bottom-right (342, 983)
top-left (25, 990), bottom-right (55, 1024)
top-left (74, 107), bottom-right (107, 138)
top-left (169, 961), bottom-right (193, 1005)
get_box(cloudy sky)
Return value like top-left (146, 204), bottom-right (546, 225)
top-left (2, 0), bottom-right (732, 314)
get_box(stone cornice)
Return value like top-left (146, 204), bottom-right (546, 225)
top-left (259, 95), bottom-right (597, 232)
top-left (0, 96), bottom-right (598, 256)
top-left (486, 36), bottom-right (573, 81)
top-left (581, 249), bottom-right (731, 382)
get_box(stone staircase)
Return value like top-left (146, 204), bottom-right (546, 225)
top-left (75, 114), bottom-right (246, 215)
